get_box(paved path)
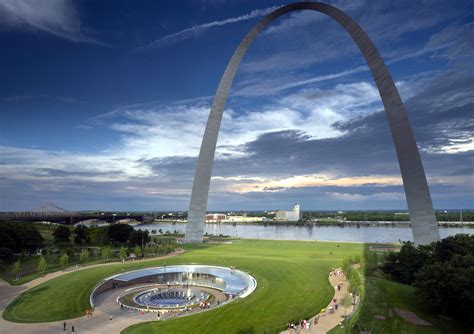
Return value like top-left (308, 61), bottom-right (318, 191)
top-left (1, 254), bottom-right (358, 334)
top-left (281, 268), bottom-right (359, 334)
top-left (0, 250), bottom-right (184, 334)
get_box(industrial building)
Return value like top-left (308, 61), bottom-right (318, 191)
top-left (275, 204), bottom-right (301, 221)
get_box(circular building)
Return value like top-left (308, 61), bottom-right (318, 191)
top-left (91, 265), bottom-right (257, 314)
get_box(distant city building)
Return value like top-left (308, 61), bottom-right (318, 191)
top-left (225, 215), bottom-right (269, 223)
top-left (206, 213), bottom-right (226, 222)
top-left (275, 204), bottom-right (301, 221)
top-left (205, 213), bottom-right (270, 223)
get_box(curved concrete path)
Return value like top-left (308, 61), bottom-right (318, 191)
top-left (1, 254), bottom-right (357, 333)
top-left (0, 249), bottom-right (184, 334)
top-left (281, 268), bottom-right (359, 334)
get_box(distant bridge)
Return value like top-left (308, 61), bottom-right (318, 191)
top-left (0, 212), bottom-right (154, 225)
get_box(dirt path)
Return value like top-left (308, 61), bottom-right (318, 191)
top-left (281, 268), bottom-right (359, 334)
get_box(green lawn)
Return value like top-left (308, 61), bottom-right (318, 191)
top-left (5, 240), bottom-right (466, 333)
top-left (3, 240), bottom-right (361, 332)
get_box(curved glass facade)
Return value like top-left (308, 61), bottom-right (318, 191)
top-left (107, 265), bottom-right (256, 297)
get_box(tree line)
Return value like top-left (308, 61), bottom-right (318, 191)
top-left (382, 234), bottom-right (474, 322)
top-left (302, 211), bottom-right (473, 222)
top-left (1, 222), bottom-right (178, 282)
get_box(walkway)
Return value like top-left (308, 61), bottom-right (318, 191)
top-left (0, 249), bottom-right (184, 334)
top-left (1, 254), bottom-right (358, 333)
top-left (281, 268), bottom-right (359, 334)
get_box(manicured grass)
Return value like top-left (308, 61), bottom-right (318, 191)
top-left (123, 240), bottom-right (360, 334)
top-left (4, 240), bottom-right (361, 332)
top-left (4, 240), bottom-right (467, 333)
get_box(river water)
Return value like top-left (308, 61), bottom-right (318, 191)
top-left (137, 223), bottom-right (473, 243)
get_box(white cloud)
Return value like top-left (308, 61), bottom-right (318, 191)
top-left (92, 80), bottom-right (381, 160)
top-left (235, 65), bottom-right (370, 97)
top-left (0, 0), bottom-right (99, 43)
top-left (428, 138), bottom-right (474, 155)
top-left (139, 5), bottom-right (280, 50)
top-left (0, 145), bottom-right (151, 184)
top-left (212, 174), bottom-right (403, 194)
top-left (326, 191), bottom-right (404, 202)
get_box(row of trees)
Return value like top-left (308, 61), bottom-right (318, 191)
top-left (1, 221), bottom-right (178, 282)
top-left (0, 222), bottom-right (153, 264)
top-left (301, 211), bottom-right (473, 222)
top-left (11, 253), bottom-right (69, 280)
top-left (11, 240), bottom-right (178, 281)
top-left (52, 224), bottom-right (151, 247)
top-left (0, 222), bottom-right (44, 261)
top-left (382, 234), bottom-right (474, 322)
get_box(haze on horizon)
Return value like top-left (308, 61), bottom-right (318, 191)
top-left (0, 0), bottom-right (473, 212)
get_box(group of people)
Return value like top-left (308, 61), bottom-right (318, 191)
top-left (287, 319), bottom-right (310, 331)
top-left (199, 301), bottom-right (211, 309)
top-left (85, 308), bottom-right (94, 318)
top-left (330, 268), bottom-right (345, 291)
top-left (62, 322), bottom-right (74, 332)
top-left (330, 268), bottom-right (344, 277)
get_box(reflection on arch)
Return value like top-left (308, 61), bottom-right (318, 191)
top-left (185, 2), bottom-right (439, 245)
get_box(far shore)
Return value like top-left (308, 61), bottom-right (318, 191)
top-left (144, 220), bottom-right (474, 228)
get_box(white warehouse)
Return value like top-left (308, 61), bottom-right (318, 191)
top-left (275, 204), bottom-right (301, 221)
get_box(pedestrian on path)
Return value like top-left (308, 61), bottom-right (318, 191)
top-left (63, 322), bottom-right (66, 331)
top-left (71, 325), bottom-right (75, 333)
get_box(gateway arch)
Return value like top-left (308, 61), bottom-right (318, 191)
top-left (185, 2), bottom-right (440, 245)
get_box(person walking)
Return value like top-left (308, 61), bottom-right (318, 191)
top-left (63, 322), bottom-right (66, 331)
top-left (71, 325), bottom-right (75, 333)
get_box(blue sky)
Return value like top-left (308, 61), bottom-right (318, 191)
top-left (0, 0), bottom-right (473, 211)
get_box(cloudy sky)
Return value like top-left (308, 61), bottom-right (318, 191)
top-left (0, 0), bottom-right (472, 211)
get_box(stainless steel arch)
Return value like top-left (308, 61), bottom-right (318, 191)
top-left (185, 1), bottom-right (440, 245)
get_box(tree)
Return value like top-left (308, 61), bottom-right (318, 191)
top-left (382, 242), bottom-right (430, 284)
top-left (59, 253), bottom-right (69, 268)
top-left (11, 259), bottom-right (21, 281)
top-left (133, 245), bottom-right (142, 258)
top-left (74, 225), bottom-right (89, 244)
top-left (0, 247), bottom-right (13, 262)
top-left (53, 225), bottom-right (71, 244)
top-left (107, 224), bottom-right (133, 244)
top-left (340, 293), bottom-right (352, 318)
top-left (89, 226), bottom-right (109, 245)
top-left (0, 230), bottom-right (15, 251)
top-left (128, 230), bottom-right (150, 247)
top-left (101, 246), bottom-right (111, 262)
top-left (381, 234), bottom-right (474, 322)
top-left (79, 248), bottom-right (90, 263)
top-left (0, 223), bottom-right (21, 252)
top-left (144, 245), bottom-right (154, 258)
top-left (44, 246), bottom-right (54, 260)
top-left (16, 224), bottom-right (44, 254)
top-left (119, 246), bottom-right (127, 261)
top-left (37, 256), bottom-right (47, 275)
top-left (415, 254), bottom-right (474, 320)
top-left (434, 234), bottom-right (474, 262)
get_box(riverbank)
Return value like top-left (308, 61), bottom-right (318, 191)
top-left (147, 220), bottom-right (474, 227)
